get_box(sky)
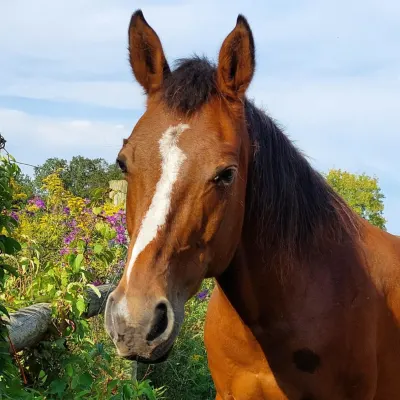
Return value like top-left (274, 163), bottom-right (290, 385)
top-left (0, 0), bottom-right (399, 233)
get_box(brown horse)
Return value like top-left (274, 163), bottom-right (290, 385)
top-left (104, 10), bottom-right (400, 399)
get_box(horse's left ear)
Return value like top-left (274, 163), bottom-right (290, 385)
top-left (216, 15), bottom-right (255, 101)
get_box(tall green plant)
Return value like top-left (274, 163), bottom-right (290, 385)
top-left (0, 154), bottom-right (32, 398)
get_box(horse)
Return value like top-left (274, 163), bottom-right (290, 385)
top-left (104, 10), bottom-right (400, 399)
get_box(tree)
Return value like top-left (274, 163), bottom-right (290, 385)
top-left (13, 173), bottom-right (35, 205)
top-left (66, 156), bottom-right (122, 199)
top-left (326, 169), bottom-right (386, 230)
top-left (33, 156), bottom-right (123, 199)
top-left (34, 158), bottom-right (69, 194)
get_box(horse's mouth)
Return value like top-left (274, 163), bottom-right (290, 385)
top-left (123, 343), bottom-right (174, 364)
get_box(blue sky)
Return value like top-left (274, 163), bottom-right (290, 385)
top-left (1, 0), bottom-right (399, 233)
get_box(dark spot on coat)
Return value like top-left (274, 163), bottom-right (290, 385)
top-left (292, 348), bottom-right (320, 374)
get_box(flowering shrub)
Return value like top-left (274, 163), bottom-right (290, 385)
top-left (0, 154), bottom-right (27, 399)
top-left (1, 160), bottom-right (162, 399)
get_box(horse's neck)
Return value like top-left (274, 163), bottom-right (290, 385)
top-left (216, 221), bottom-right (363, 346)
top-left (216, 233), bottom-right (296, 332)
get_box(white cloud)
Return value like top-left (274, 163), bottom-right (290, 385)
top-left (1, 108), bottom-right (129, 167)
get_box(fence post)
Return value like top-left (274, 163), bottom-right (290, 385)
top-left (109, 180), bottom-right (127, 208)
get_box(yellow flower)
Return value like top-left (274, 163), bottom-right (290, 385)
top-left (103, 202), bottom-right (124, 216)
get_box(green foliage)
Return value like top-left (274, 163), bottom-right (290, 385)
top-left (33, 156), bottom-right (122, 199)
top-left (0, 154), bottom-right (32, 399)
top-left (1, 155), bottom-right (161, 399)
top-left (14, 173), bottom-right (36, 204)
top-left (326, 169), bottom-right (386, 229)
top-left (33, 158), bottom-right (68, 195)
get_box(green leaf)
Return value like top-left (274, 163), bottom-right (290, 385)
top-left (107, 379), bottom-right (119, 394)
top-left (66, 363), bottom-right (73, 377)
top-left (75, 390), bottom-right (92, 399)
top-left (87, 283), bottom-right (101, 298)
top-left (71, 374), bottom-right (80, 390)
top-left (68, 253), bottom-right (76, 268)
top-left (1, 263), bottom-right (18, 277)
top-left (39, 370), bottom-right (47, 383)
top-left (19, 257), bottom-right (30, 266)
top-left (75, 298), bottom-right (86, 315)
top-left (122, 383), bottom-right (135, 398)
top-left (49, 379), bottom-right (67, 396)
top-left (92, 206), bottom-right (102, 215)
top-left (73, 253), bottom-right (84, 273)
top-left (93, 243), bottom-right (103, 254)
top-left (0, 236), bottom-right (21, 255)
top-left (79, 372), bottom-right (93, 388)
top-left (140, 386), bottom-right (157, 400)
top-left (0, 303), bottom-right (9, 317)
top-left (64, 292), bottom-right (74, 302)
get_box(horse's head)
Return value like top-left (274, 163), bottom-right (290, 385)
top-left (105, 10), bottom-right (255, 363)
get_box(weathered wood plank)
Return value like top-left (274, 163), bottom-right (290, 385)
top-left (5, 284), bottom-right (115, 352)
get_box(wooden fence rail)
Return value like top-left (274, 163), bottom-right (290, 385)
top-left (5, 284), bottom-right (115, 353)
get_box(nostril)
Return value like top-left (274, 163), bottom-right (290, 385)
top-left (146, 302), bottom-right (169, 342)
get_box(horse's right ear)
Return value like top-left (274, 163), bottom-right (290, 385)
top-left (128, 10), bottom-right (171, 95)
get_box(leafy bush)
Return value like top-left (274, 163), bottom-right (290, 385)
top-left (0, 154), bottom-right (27, 399)
top-left (0, 155), bottom-right (162, 399)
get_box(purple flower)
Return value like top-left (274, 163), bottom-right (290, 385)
top-left (115, 226), bottom-right (127, 244)
top-left (92, 279), bottom-right (102, 287)
top-left (63, 207), bottom-right (70, 215)
top-left (60, 247), bottom-right (69, 255)
top-left (66, 219), bottom-right (77, 229)
top-left (116, 234), bottom-right (127, 245)
top-left (116, 260), bottom-right (125, 272)
top-left (106, 215), bottom-right (117, 226)
top-left (10, 211), bottom-right (19, 222)
top-left (28, 197), bottom-right (45, 209)
top-left (105, 211), bottom-right (128, 245)
top-left (63, 229), bottom-right (78, 245)
top-left (196, 289), bottom-right (209, 301)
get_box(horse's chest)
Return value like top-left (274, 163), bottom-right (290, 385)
top-left (205, 287), bottom-right (376, 400)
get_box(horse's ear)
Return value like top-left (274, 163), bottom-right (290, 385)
top-left (128, 10), bottom-right (171, 95)
top-left (216, 15), bottom-right (255, 101)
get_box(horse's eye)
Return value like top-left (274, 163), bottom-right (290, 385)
top-left (116, 158), bottom-right (127, 173)
top-left (213, 167), bottom-right (237, 186)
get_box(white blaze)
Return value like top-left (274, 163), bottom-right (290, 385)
top-left (125, 124), bottom-right (190, 284)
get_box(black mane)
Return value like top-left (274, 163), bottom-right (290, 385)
top-left (244, 99), bottom-right (359, 263)
top-left (161, 56), bottom-right (218, 115)
top-left (160, 57), bottom-right (359, 262)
